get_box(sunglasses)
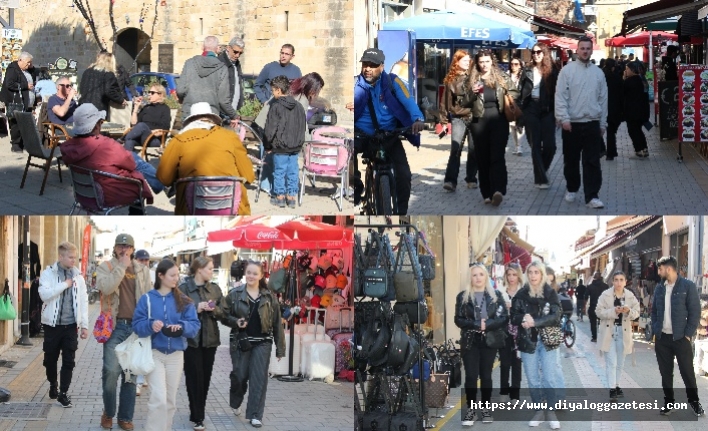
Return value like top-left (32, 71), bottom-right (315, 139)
top-left (230, 47), bottom-right (243, 54)
top-left (147, 91), bottom-right (162, 95)
top-left (58, 84), bottom-right (73, 88)
top-left (532, 50), bottom-right (543, 54)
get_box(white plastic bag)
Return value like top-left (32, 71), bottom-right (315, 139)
top-left (115, 294), bottom-right (154, 376)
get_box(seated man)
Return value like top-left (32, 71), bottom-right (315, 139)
top-left (47, 77), bottom-right (78, 125)
top-left (61, 103), bottom-right (163, 214)
top-left (157, 102), bottom-right (255, 214)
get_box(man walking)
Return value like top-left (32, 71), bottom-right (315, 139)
top-left (555, 36), bottom-right (608, 209)
top-left (651, 256), bottom-right (704, 416)
top-left (254, 44), bottom-right (302, 103)
top-left (96, 234), bottom-right (151, 430)
top-left (586, 271), bottom-right (609, 342)
top-left (0, 51), bottom-right (35, 152)
top-left (38, 242), bottom-right (89, 408)
top-left (218, 37), bottom-right (246, 114)
top-left (177, 36), bottom-right (238, 126)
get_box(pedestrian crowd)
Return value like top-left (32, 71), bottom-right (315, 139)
top-left (454, 256), bottom-right (704, 428)
top-left (38, 234), bottom-right (285, 431)
top-left (1, 35), bottom-right (328, 214)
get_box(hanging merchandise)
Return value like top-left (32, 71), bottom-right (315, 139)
top-left (418, 231), bottom-right (436, 281)
top-left (0, 279), bottom-right (17, 321)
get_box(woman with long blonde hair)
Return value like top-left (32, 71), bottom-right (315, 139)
top-left (467, 49), bottom-right (519, 207)
top-left (510, 261), bottom-right (565, 429)
top-left (441, 50), bottom-right (477, 193)
top-left (78, 51), bottom-right (126, 120)
top-left (498, 262), bottom-right (524, 402)
top-left (455, 263), bottom-right (508, 426)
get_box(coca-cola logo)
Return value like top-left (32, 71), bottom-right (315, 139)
top-left (256, 231), bottom-right (280, 240)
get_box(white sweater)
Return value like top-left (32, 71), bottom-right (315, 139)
top-left (554, 61), bottom-right (608, 130)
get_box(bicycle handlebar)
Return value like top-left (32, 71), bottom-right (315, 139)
top-left (355, 126), bottom-right (414, 141)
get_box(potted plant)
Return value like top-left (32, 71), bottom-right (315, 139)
top-left (238, 98), bottom-right (263, 124)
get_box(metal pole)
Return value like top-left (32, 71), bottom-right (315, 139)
top-left (278, 250), bottom-right (304, 382)
top-left (17, 216), bottom-right (32, 346)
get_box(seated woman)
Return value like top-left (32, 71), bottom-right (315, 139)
top-left (156, 102), bottom-right (255, 215)
top-left (124, 84), bottom-right (172, 152)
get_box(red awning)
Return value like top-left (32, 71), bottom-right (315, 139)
top-left (605, 30), bottom-right (678, 47)
top-left (621, 0), bottom-right (708, 34)
top-left (538, 35), bottom-right (600, 51)
top-left (531, 15), bottom-right (588, 37)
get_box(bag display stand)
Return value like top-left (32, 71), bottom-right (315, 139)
top-left (278, 252), bottom-right (304, 382)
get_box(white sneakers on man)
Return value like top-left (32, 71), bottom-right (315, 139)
top-left (586, 198), bottom-right (604, 209)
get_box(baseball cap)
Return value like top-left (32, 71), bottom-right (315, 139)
top-left (360, 48), bottom-right (385, 65)
top-left (114, 233), bottom-right (135, 247)
top-left (135, 249), bottom-right (150, 260)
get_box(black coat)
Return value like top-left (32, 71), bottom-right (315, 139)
top-left (587, 279), bottom-right (609, 310)
top-left (263, 95), bottom-right (306, 153)
top-left (0, 62), bottom-right (31, 107)
top-left (510, 283), bottom-right (561, 353)
top-left (78, 68), bottom-right (125, 118)
top-left (623, 75), bottom-right (650, 123)
top-left (605, 70), bottom-right (624, 123)
top-left (218, 50), bottom-right (245, 111)
top-left (519, 66), bottom-right (558, 114)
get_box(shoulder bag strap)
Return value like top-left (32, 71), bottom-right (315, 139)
top-left (366, 90), bottom-right (381, 133)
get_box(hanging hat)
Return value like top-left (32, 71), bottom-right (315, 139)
top-left (314, 274), bottom-right (326, 289)
top-left (336, 274), bottom-right (348, 289)
top-left (325, 274), bottom-right (337, 289)
top-left (318, 255), bottom-right (332, 270)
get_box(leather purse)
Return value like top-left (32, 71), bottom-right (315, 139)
top-left (7, 92), bottom-right (24, 121)
top-left (393, 300), bottom-right (428, 325)
top-left (503, 90), bottom-right (523, 123)
top-left (484, 329), bottom-right (507, 349)
top-left (539, 325), bottom-right (563, 351)
top-left (393, 271), bottom-right (418, 302)
top-left (425, 373), bottom-right (450, 408)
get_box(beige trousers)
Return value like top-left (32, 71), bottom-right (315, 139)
top-left (145, 350), bottom-right (184, 431)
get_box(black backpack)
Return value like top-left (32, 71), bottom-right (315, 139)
top-left (230, 260), bottom-right (246, 279)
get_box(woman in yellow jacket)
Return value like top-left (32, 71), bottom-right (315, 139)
top-left (157, 102), bottom-right (255, 215)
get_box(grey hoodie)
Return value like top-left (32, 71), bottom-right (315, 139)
top-left (555, 60), bottom-right (608, 130)
top-left (176, 54), bottom-right (236, 122)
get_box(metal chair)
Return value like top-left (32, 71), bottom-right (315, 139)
top-left (16, 112), bottom-right (63, 195)
top-left (67, 164), bottom-right (146, 215)
top-left (299, 140), bottom-right (351, 211)
top-left (236, 120), bottom-right (267, 203)
top-left (175, 176), bottom-right (245, 215)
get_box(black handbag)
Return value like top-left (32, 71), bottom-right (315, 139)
top-left (7, 92), bottom-right (24, 121)
top-left (484, 329), bottom-right (507, 349)
top-left (390, 412), bottom-right (423, 431)
top-left (393, 300), bottom-right (428, 325)
top-left (418, 231), bottom-right (436, 281)
top-left (359, 411), bottom-right (390, 431)
top-left (437, 341), bottom-right (462, 388)
top-left (236, 331), bottom-right (252, 352)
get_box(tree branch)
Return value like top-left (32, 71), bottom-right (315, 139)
top-left (73, 0), bottom-right (105, 51)
top-left (132, 0), bottom-right (160, 72)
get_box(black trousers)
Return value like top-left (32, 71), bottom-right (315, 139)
top-left (626, 120), bottom-right (648, 153)
top-left (588, 308), bottom-right (599, 340)
top-left (605, 120), bottom-right (621, 158)
top-left (443, 117), bottom-right (477, 187)
top-left (184, 346), bottom-right (218, 423)
top-left (498, 340), bottom-right (522, 399)
top-left (470, 107), bottom-right (509, 200)
top-left (353, 137), bottom-right (412, 215)
top-left (461, 339), bottom-right (497, 404)
top-left (562, 121), bottom-right (603, 203)
top-left (43, 324), bottom-right (78, 393)
top-left (524, 101), bottom-right (557, 185)
top-left (655, 333), bottom-right (699, 403)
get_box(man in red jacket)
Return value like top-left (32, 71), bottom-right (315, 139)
top-left (60, 103), bottom-right (157, 214)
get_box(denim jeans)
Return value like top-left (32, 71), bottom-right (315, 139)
top-left (132, 152), bottom-right (164, 194)
top-left (605, 325), bottom-right (625, 389)
top-left (258, 145), bottom-right (275, 195)
top-left (102, 322), bottom-right (137, 421)
top-left (124, 122), bottom-right (160, 152)
top-left (520, 340), bottom-right (566, 408)
top-left (272, 153), bottom-right (299, 197)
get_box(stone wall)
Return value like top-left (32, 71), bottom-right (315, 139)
top-left (14, 0), bottom-right (353, 112)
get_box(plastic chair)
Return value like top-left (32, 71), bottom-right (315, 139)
top-left (67, 164), bottom-right (146, 215)
top-left (16, 112), bottom-right (63, 195)
top-left (175, 176), bottom-right (245, 215)
top-left (311, 125), bottom-right (350, 142)
top-left (299, 140), bottom-right (351, 211)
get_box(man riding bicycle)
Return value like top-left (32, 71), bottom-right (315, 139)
top-left (353, 48), bottom-right (425, 215)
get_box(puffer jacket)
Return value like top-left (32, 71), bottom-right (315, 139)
top-left (177, 53), bottom-right (236, 121)
top-left (78, 68), bottom-right (125, 119)
top-left (96, 257), bottom-right (151, 319)
top-left (468, 73), bottom-right (520, 119)
top-left (651, 276), bottom-right (701, 341)
top-left (38, 263), bottom-right (89, 329)
top-left (178, 276), bottom-right (225, 348)
top-left (263, 95), bottom-right (306, 154)
top-left (439, 73), bottom-right (472, 123)
top-left (220, 286), bottom-right (285, 358)
top-left (510, 283), bottom-right (562, 354)
top-left (132, 289), bottom-right (200, 355)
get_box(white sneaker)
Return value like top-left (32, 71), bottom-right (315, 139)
top-left (564, 192), bottom-right (576, 203)
top-left (537, 183), bottom-right (550, 190)
top-left (586, 198), bottom-right (604, 209)
top-left (529, 410), bottom-right (545, 427)
top-left (499, 394), bottom-right (510, 403)
top-left (135, 385), bottom-right (141, 396)
top-left (233, 407), bottom-right (242, 416)
top-left (461, 409), bottom-right (476, 426)
top-left (250, 419), bottom-right (262, 428)
top-left (547, 411), bottom-right (560, 429)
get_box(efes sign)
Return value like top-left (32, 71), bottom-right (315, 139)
top-left (460, 27), bottom-right (491, 39)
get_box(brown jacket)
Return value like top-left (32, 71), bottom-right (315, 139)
top-left (96, 257), bottom-right (151, 319)
top-left (468, 74), bottom-right (520, 119)
top-left (179, 277), bottom-right (225, 348)
top-left (439, 73), bottom-right (472, 124)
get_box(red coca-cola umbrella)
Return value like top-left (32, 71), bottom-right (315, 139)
top-left (207, 223), bottom-right (293, 245)
top-left (275, 219), bottom-right (353, 243)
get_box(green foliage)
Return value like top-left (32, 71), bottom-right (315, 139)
top-left (238, 98), bottom-right (263, 118)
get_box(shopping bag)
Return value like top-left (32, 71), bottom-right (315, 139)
top-left (0, 280), bottom-right (17, 320)
top-left (115, 333), bottom-right (155, 376)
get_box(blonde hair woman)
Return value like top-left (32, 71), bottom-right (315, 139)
top-left (455, 263), bottom-right (508, 426)
top-left (498, 262), bottom-right (524, 402)
top-left (124, 84), bottom-right (172, 152)
top-left (510, 261), bottom-right (565, 429)
top-left (78, 51), bottom-right (126, 119)
top-left (595, 271), bottom-right (640, 401)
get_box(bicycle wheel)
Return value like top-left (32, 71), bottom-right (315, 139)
top-left (376, 174), bottom-right (393, 215)
top-left (564, 320), bottom-right (576, 348)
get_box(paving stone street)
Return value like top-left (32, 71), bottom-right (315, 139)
top-left (404, 115), bottom-right (708, 215)
top-left (0, 304), bottom-right (353, 431)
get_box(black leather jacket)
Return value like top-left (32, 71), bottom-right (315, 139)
top-left (510, 283), bottom-right (561, 353)
top-left (455, 289), bottom-right (508, 348)
top-left (220, 286), bottom-right (285, 357)
top-left (519, 66), bottom-right (558, 114)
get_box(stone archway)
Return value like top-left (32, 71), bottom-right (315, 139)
top-left (114, 28), bottom-right (151, 73)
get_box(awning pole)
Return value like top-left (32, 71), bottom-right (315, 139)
top-left (649, 30), bottom-right (653, 69)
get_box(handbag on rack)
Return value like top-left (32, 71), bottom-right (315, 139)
top-left (393, 300), bottom-right (428, 325)
top-left (418, 231), bottom-right (436, 281)
top-left (425, 373), bottom-right (450, 408)
top-left (0, 279), bottom-right (17, 321)
top-left (538, 325), bottom-right (563, 351)
top-left (114, 294), bottom-right (154, 376)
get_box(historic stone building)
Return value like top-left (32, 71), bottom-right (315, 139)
top-left (11, 0), bottom-right (353, 109)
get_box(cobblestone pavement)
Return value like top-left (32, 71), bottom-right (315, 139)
top-left (0, 120), bottom-right (354, 216)
top-left (0, 303), bottom-right (353, 431)
top-left (403, 119), bottom-right (708, 215)
top-left (425, 306), bottom-right (708, 431)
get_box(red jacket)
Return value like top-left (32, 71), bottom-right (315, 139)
top-left (61, 134), bottom-right (154, 206)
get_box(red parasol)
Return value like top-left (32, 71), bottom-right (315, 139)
top-left (605, 31), bottom-right (677, 47)
top-left (207, 223), bottom-right (292, 244)
top-left (274, 219), bottom-right (353, 243)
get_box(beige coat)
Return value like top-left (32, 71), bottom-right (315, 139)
top-left (96, 257), bottom-right (152, 319)
top-left (596, 288), bottom-right (640, 355)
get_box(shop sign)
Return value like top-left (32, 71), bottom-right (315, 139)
top-left (678, 64), bottom-right (708, 143)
